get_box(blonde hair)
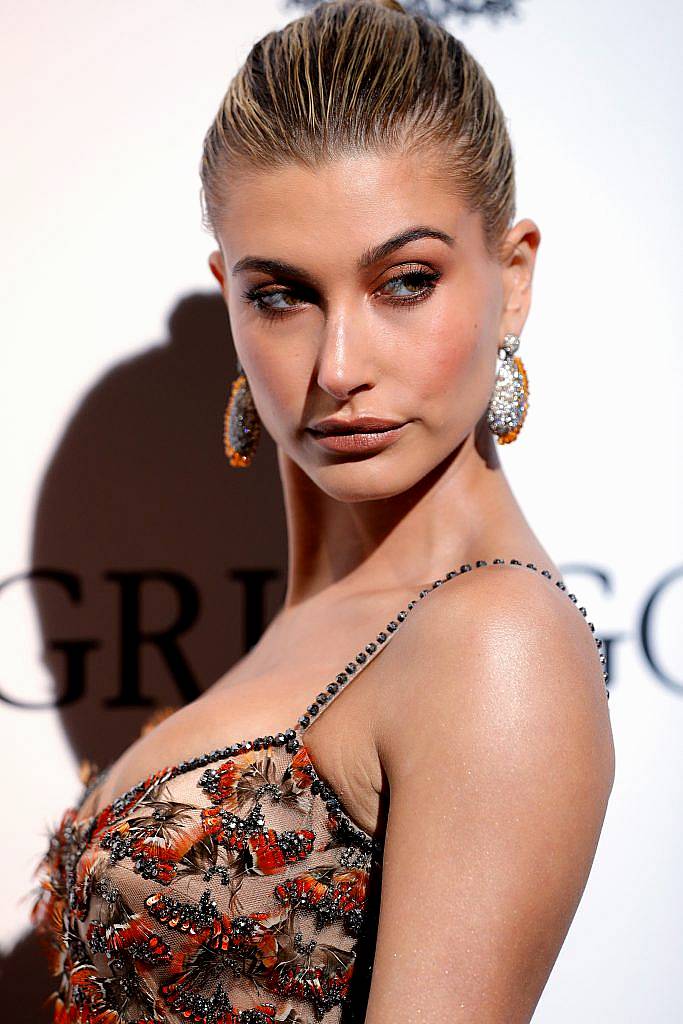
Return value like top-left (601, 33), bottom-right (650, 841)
top-left (199, 0), bottom-right (515, 259)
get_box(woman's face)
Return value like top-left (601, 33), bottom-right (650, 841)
top-left (209, 149), bottom-right (538, 501)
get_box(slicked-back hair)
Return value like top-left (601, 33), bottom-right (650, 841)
top-left (200, 0), bottom-right (515, 260)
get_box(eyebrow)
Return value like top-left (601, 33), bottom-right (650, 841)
top-left (230, 225), bottom-right (455, 281)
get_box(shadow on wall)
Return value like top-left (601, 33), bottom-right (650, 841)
top-left (2, 291), bottom-right (288, 1017)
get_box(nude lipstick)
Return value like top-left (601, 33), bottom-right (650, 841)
top-left (306, 415), bottom-right (408, 454)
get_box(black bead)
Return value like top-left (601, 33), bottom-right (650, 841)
top-left (541, 569), bottom-right (552, 577)
top-left (327, 682), bottom-right (339, 694)
top-left (356, 652), bottom-right (367, 664)
top-left (511, 558), bottom-right (521, 565)
top-left (336, 673), bottom-right (347, 684)
top-left (377, 632), bottom-right (387, 643)
top-left (493, 558), bottom-right (505, 564)
top-left (316, 692), bottom-right (328, 703)
top-left (387, 621), bottom-right (398, 632)
top-left (346, 663), bottom-right (357, 674)
top-left (476, 560), bottom-right (487, 567)
top-left (397, 610), bottom-right (407, 621)
top-left (526, 563), bottom-right (537, 570)
top-left (460, 563), bottom-right (472, 572)
top-left (284, 729), bottom-right (296, 740)
top-left (366, 642), bottom-right (377, 653)
top-left (307, 705), bottom-right (319, 716)
top-left (299, 716), bottom-right (310, 728)
top-left (274, 733), bottom-right (286, 746)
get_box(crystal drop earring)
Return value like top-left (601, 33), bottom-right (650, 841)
top-left (486, 333), bottom-right (529, 444)
top-left (223, 357), bottom-right (261, 467)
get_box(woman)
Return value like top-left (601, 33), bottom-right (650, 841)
top-left (31, 1), bottom-right (615, 1021)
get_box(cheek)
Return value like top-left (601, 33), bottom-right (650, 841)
top-left (242, 343), bottom-right (309, 437)
top-left (408, 313), bottom-right (491, 407)
top-left (406, 267), bottom-right (500, 412)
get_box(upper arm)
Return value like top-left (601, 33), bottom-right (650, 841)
top-left (366, 566), bottom-right (615, 1024)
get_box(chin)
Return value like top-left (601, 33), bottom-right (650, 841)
top-left (309, 460), bottom-right (426, 503)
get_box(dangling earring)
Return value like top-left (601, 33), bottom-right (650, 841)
top-left (486, 333), bottom-right (529, 444)
top-left (223, 357), bottom-right (261, 467)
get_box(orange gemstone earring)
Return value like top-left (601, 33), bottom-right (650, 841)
top-left (486, 333), bottom-right (529, 444)
top-left (223, 358), bottom-right (261, 467)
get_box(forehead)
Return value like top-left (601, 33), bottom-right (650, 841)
top-left (215, 149), bottom-right (481, 269)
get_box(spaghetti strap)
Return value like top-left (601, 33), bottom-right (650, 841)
top-left (292, 557), bottom-right (610, 743)
top-left (33, 558), bottom-right (611, 1024)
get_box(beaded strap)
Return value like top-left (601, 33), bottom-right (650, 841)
top-left (75, 558), bottom-right (609, 853)
top-left (293, 557), bottom-right (610, 743)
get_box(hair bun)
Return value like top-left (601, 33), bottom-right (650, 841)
top-left (371, 0), bottom-right (407, 10)
top-left (325, 0), bottom-right (408, 13)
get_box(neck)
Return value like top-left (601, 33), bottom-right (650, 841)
top-left (279, 422), bottom-right (532, 608)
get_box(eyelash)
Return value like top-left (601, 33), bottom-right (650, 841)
top-left (240, 267), bottom-right (442, 321)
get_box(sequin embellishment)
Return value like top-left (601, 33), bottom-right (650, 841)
top-left (30, 559), bottom-right (609, 1023)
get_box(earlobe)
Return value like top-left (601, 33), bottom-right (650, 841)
top-left (208, 249), bottom-right (226, 288)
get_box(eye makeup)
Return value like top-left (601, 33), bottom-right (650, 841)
top-left (240, 265), bottom-right (442, 321)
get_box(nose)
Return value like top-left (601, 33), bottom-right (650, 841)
top-left (315, 312), bottom-right (375, 400)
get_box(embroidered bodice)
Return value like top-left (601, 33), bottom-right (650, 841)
top-left (30, 559), bottom-right (609, 1024)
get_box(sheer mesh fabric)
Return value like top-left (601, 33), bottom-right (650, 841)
top-left (30, 560), bottom-right (608, 1023)
top-left (32, 737), bottom-right (382, 1024)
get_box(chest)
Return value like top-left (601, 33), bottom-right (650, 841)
top-left (85, 638), bottom-right (390, 840)
top-left (41, 734), bottom-right (385, 1024)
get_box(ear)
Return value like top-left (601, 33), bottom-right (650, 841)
top-left (208, 249), bottom-right (226, 289)
top-left (499, 218), bottom-right (541, 338)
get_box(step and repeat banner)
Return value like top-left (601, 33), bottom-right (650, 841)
top-left (2, 1), bottom-right (681, 1019)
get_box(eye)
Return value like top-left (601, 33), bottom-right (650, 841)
top-left (240, 264), bottom-right (442, 321)
top-left (378, 265), bottom-right (442, 306)
top-left (240, 284), bottom-right (307, 321)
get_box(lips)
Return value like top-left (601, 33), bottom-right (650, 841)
top-left (307, 415), bottom-right (406, 436)
top-left (306, 419), bottom-right (409, 455)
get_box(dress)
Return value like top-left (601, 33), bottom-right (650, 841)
top-left (31, 558), bottom-right (609, 1024)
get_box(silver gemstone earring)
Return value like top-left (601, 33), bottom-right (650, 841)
top-left (486, 333), bottom-right (529, 444)
top-left (223, 357), bottom-right (261, 467)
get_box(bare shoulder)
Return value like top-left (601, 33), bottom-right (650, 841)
top-left (378, 562), bottom-right (613, 774)
top-left (363, 564), bottom-right (616, 1022)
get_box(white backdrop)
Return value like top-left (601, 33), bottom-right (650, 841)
top-left (2, 0), bottom-right (681, 1020)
